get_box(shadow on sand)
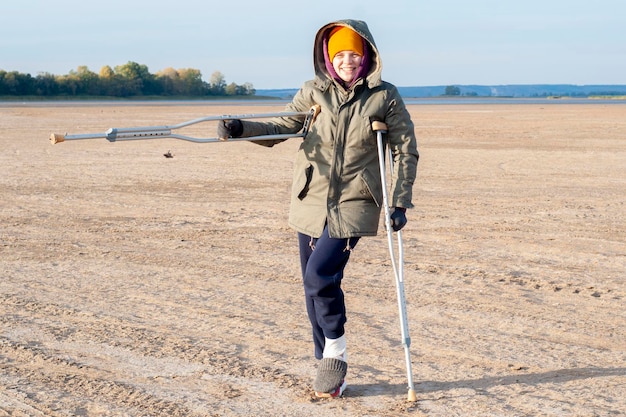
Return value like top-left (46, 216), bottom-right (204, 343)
top-left (348, 367), bottom-right (626, 398)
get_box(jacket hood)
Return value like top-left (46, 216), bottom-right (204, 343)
top-left (313, 19), bottom-right (382, 89)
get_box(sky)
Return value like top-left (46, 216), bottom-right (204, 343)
top-left (1, 0), bottom-right (625, 89)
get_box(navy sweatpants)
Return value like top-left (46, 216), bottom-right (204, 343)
top-left (298, 226), bottom-right (360, 359)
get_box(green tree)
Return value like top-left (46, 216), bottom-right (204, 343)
top-left (0, 71), bottom-right (35, 95)
top-left (156, 67), bottom-right (179, 95)
top-left (224, 82), bottom-right (238, 96)
top-left (240, 82), bottom-right (255, 96)
top-left (209, 71), bottom-right (226, 95)
top-left (98, 65), bottom-right (125, 96)
top-left (114, 61), bottom-right (155, 96)
top-left (444, 85), bottom-right (461, 96)
top-left (99, 65), bottom-right (115, 78)
top-left (34, 72), bottom-right (59, 95)
top-left (178, 68), bottom-right (205, 95)
top-left (70, 66), bottom-right (100, 95)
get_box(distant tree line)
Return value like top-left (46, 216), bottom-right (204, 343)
top-left (441, 84), bottom-right (626, 98)
top-left (0, 62), bottom-right (255, 98)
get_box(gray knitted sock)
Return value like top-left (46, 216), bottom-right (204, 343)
top-left (313, 358), bottom-right (348, 393)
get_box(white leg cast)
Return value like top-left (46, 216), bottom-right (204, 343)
top-left (323, 335), bottom-right (347, 362)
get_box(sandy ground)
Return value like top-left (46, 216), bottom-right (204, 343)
top-left (1, 101), bottom-right (624, 417)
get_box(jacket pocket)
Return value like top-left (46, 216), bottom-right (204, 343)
top-left (295, 164), bottom-right (314, 200)
top-left (359, 167), bottom-right (382, 207)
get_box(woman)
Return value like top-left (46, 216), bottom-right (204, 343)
top-left (218, 19), bottom-right (419, 398)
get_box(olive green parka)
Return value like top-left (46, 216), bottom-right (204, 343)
top-left (239, 19), bottom-right (418, 239)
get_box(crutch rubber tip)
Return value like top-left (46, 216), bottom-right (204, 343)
top-left (50, 133), bottom-right (65, 144)
top-left (407, 388), bottom-right (417, 402)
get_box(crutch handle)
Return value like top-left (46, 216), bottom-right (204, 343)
top-left (310, 104), bottom-right (321, 122)
top-left (372, 120), bottom-right (388, 132)
top-left (301, 104), bottom-right (322, 136)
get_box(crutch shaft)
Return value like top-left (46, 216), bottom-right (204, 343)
top-left (374, 123), bottom-right (417, 402)
top-left (49, 108), bottom-right (319, 145)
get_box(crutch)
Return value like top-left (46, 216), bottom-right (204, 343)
top-left (49, 105), bottom-right (321, 144)
top-left (372, 120), bottom-right (417, 402)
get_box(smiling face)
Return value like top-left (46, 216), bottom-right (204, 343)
top-left (332, 50), bottom-right (363, 83)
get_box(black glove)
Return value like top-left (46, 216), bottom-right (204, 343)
top-left (390, 207), bottom-right (407, 231)
top-left (217, 119), bottom-right (243, 140)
